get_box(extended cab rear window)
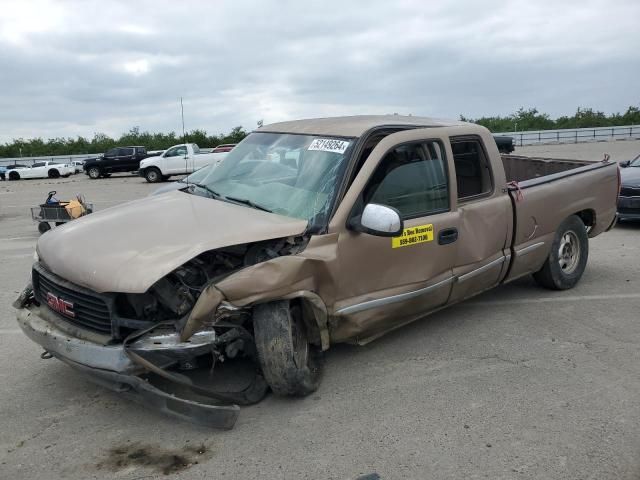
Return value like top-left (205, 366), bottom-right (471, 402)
top-left (450, 137), bottom-right (493, 200)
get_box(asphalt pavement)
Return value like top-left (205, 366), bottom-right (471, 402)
top-left (1, 141), bottom-right (639, 479)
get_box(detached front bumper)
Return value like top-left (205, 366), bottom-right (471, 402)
top-left (15, 304), bottom-right (240, 429)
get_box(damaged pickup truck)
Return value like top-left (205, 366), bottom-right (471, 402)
top-left (14, 116), bottom-right (619, 428)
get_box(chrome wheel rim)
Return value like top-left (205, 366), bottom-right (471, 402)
top-left (558, 231), bottom-right (580, 274)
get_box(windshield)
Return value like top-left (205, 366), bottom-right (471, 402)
top-left (630, 153), bottom-right (640, 167)
top-left (196, 132), bottom-right (354, 223)
top-left (181, 164), bottom-right (213, 184)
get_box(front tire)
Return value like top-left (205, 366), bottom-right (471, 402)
top-left (253, 300), bottom-right (322, 396)
top-left (8, 171), bottom-right (19, 181)
top-left (533, 215), bottom-right (589, 290)
top-left (88, 166), bottom-right (101, 179)
top-left (48, 169), bottom-right (60, 178)
top-left (38, 222), bottom-right (51, 234)
top-left (144, 167), bottom-right (162, 183)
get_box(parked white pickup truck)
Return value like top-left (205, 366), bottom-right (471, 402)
top-left (7, 161), bottom-right (74, 180)
top-left (138, 143), bottom-right (227, 183)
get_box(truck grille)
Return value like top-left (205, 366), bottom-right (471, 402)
top-left (32, 264), bottom-right (112, 334)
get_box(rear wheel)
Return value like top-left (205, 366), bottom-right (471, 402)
top-left (253, 300), bottom-right (322, 396)
top-left (8, 171), bottom-right (19, 181)
top-left (88, 166), bottom-right (101, 179)
top-left (144, 167), bottom-right (162, 183)
top-left (533, 215), bottom-right (589, 290)
top-left (48, 169), bottom-right (60, 178)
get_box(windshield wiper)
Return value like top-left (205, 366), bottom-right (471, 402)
top-left (225, 195), bottom-right (272, 213)
top-left (189, 183), bottom-right (223, 199)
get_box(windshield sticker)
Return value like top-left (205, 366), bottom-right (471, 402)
top-left (392, 224), bottom-right (434, 248)
top-left (307, 138), bottom-right (350, 154)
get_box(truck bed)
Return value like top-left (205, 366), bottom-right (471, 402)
top-left (501, 154), bottom-right (595, 183)
top-left (502, 153), bottom-right (618, 283)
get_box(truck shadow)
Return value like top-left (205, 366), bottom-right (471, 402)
top-left (614, 220), bottom-right (640, 230)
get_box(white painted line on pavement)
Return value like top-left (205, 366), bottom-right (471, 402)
top-left (0, 236), bottom-right (38, 241)
top-left (466, 293), bottom-right (640, 307)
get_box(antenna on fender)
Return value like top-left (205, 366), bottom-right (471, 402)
top-left (181, 97), bottom-right (189, 188)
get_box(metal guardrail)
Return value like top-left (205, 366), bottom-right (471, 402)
top-left (495, 125), bottom-right (640, 147)
top-left (0, 153), bottom-right (99, 168)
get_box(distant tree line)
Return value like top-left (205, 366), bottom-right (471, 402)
top-left (0, 126), bottom-right (249, 158)
top-left (461, 106), bottom-right (640, 132)
top-left (3, 105), bottom-right (640, 157)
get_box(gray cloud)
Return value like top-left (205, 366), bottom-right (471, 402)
top-left (0, 0), bottom-right (638, 142)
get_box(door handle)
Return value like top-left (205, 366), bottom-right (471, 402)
top-left (438, 227), bottom-right (458, 245)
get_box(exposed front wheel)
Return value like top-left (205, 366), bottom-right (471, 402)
top-left (253, 300), bottom-right (322, 396)
top-left (144, 167), bottom-right (162, 183)
top-left (38, 222), bottom-right (51, 234)
top-left (8, 171), bottom-right (20, 181)
top-left (532, 215), bottom-right (589, 290)
top-left (88, 167), bottom-right (101, 179)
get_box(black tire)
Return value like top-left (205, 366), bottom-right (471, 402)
top-left (162, 175), bottom-right (171, 181)
top-left (253, 300), bottom-right (322, 396)
top-left (38, 222), bottom-right (51, 234)
top-left (8, 171), bottom-right (19, 181)
top-left (88, 166), bottom-right (101, 179)
top-left (532, 215), bottom-right (589, 290)
top-left (48, 169), bottom-right (60, 178)
top-left (144, 167), bottom-right (162, 183)
top-left (55, 222), bottom-right (64, 226)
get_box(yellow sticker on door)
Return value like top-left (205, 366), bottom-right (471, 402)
top-left (392, 224), bottom-right (434, 248)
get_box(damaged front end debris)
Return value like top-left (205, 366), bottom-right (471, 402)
top-left (14, 237), bottom-right (314, 429)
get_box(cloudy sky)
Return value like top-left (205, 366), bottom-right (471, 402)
top-left (0, 0), bottom-right (638, 142)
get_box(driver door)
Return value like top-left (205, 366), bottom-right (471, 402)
top-left (164, 146), bottom-right (189, 174)
top-left (331, 129), bottom-right (460, 343)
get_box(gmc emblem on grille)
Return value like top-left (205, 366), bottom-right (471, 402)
top-left (46, 292), bottom-right (75, 318)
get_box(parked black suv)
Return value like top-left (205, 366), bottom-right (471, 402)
top-left (84, 146), bottom-right (148, 179)
top-left (493, 135), bottom-right (515, 154)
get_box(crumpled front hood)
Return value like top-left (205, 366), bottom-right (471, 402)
top-left (37, 190), bottom-right (308, 293)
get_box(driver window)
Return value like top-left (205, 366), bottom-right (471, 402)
top-left (364, 141), bottom-right (449, 219)
top-left (165, 147), bottom-right (184, 157)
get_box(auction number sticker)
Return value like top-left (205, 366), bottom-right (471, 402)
top-left (392, 224), bottom-right (434, 248)
top-left (308, 138), bottom-right (350, 154)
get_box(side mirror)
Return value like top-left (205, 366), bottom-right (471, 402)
top-left (620, 160), bottom-right (631, 168)
top-left (350, 203), bottom-right (403, 237)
